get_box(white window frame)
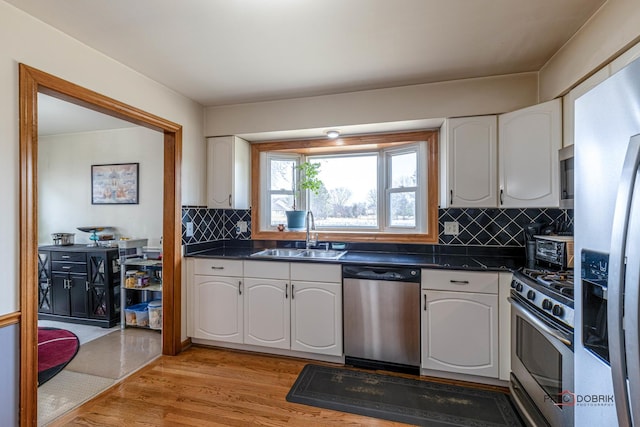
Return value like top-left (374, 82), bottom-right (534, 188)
top-left (307, 151), bottom-right (380, 231)
top-left (383, 144), bottom-right (427, 232)
top-left (260, 152), bottom-right (301, 230)
top-left (261, 142), bottom-right (427, 233)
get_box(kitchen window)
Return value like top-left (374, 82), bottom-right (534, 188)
top-left (252, 130), bottom-right (439, 243)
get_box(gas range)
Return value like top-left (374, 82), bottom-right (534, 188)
top-left (511, 268), bottom-right (575, 329)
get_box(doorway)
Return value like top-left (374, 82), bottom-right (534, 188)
top-left (19, 64), bottom-right (183, 426)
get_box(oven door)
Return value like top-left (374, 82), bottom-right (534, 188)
top-left (510, 297), bottom-right (574, 427)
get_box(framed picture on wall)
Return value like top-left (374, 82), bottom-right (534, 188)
top-left (91, 163), bottom-right (139, 204)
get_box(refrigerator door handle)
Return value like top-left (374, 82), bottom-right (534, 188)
top-left (609, 133), bottom-right (640, 427)
top-left (623, 188), bottom-right (640, 427)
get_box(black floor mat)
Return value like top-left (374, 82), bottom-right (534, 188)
top-left (286, 364), bottom-right (524, 426)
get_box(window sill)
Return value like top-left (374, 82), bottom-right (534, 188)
top-left (251, 230), bottom-right (438, 244)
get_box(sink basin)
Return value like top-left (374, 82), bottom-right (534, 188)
top-left (250, 248), bottom-right (347, 260)
top-left (252, 248), bottom-right (302, 257)
top-left (299, 249), bottom-right (347, 259)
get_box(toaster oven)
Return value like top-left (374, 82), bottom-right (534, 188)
top-left (534, 235), bottom-right (574, 269)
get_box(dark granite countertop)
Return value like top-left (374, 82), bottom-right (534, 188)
top-left (184, 240), bottom-right (524, 272)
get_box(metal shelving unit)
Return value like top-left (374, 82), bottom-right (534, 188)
top-left (118, 239), bottom-right (162, 330)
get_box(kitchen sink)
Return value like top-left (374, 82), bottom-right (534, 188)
top-left (252, 248), bottom-right (301, 257)
top-left (250, 248), bottom-right (347, 260)
top-left (298, 249), bottom-right (346, 259)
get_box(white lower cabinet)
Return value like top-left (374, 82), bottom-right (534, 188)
top-left (421, 270), bottom-right (499, 379)
top-left (189, 258), bottom-right (244, 343)
top-left (192, 275), bottom-right (243, 343)
top-left (242, 260), bottom-right (343, 356)
top-left (244, 277), bottom-right (290, 349)
top-left (290, 281), bottom-right (342, 355)
top-left (421, 290), bottom-right (499, 378)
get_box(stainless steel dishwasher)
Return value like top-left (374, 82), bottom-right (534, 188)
top-left (343, 265), bottom-right (421, 374)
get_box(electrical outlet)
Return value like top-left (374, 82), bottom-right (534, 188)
top-left (237, 221), bottom-right (248, 233)
top-left (444, 221), bottom-right (459, 236)
top-left (186, 221), bottom-right (194, 237)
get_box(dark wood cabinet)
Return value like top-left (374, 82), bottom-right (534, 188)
top-left (37, 251), bottom-right (52, 314)
top-left (38, 245), bottom-right (120, 328)
top-left (87, 250), bottom-right (120, 322)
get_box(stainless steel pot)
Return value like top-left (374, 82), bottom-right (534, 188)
top-left (51, 232), bottom-right (75, 246)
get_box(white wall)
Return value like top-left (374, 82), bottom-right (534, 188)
top-left (539, 0), bottom-right (640, 100)
top-left (205, 73), bottom-right (538, 137)
top-left (38, 127), bottom-right (163, 247)
top-left (0, 0), bottom-right (205, 316)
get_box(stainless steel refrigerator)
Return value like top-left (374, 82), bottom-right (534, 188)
top-left (575, 56), bottom-right (640, 426)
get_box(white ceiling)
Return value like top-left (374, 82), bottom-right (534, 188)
top-left (11, 0), bottom-right (605, 108)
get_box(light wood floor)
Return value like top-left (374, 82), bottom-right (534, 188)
top-left (50, 346), bottom-right (509, 426)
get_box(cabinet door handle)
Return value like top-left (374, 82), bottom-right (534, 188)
top-left (238, 280), bottom-right (242, 295)
top-left (450, 189), bottom-right (453, 205)
top-left (228, 194), bottom-right (232, 207)
top-left (291, 284), bottom-right (295, 299)
top-left (210, 266), bottom-right (224, 270)
top-left (450, 280), bottom-right (470, 285)
top-left (46, 279), bottom-right (51, 287)
top-left (424, 294), bottom-right (427, 311)
top-left (86, 281), bottom-right (90, 292)
top-left (500, 189), bottom-right (504, 205)
top-left (285, 283), bottom-right (288, 299)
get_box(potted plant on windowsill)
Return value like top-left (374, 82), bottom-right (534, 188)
top-left (286, 161), bottom-right (322, 231)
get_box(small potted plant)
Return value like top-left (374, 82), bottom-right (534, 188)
top-left (286, 161), bottom-right (323, 230)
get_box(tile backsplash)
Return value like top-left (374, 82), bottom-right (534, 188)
top-left (181, 206), bottom-right (251, 244)
top-left (181, 206), bottom-right (572, 247)
top-left (438, 208), bottom-right (573, 246)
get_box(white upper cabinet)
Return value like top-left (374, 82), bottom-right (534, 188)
top-left (563, 67), bottom-right (610, 148)
top-left (498, 98), bottom-right (562, 208)
top-left (206, 136), bottom-right (250, 209)
top-left (610, 40), bottom-right (640, 75)
top-left (441, 116), bottom-right (497, 208)
top-left (563, 40), bottom-right (640, 149)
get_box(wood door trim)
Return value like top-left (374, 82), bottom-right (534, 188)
top-left (19, 64), bottom-right (183, 426)
top-left (0, 312), bottom-right (21, 327)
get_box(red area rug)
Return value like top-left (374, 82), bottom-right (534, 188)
top-left (38, 327), bottom-right (79, 386)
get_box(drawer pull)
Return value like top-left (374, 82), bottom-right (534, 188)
top-left (210, 266), bottom-right (224, 270)
top-left (62, 266), bottom-right (71, 270)
top-left (450, 280), bottom-right (470, 285)
top-left (61, 255), bottom-right (70, 259)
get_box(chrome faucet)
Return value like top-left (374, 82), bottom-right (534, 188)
top-left (305, 210), bottom-right (317, 249)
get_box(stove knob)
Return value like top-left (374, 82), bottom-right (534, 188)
top-left (511, 280), bottom-right (517, 289)
top-left (542, 299), bottom-right (553, 310)
top-left (516, 283), bottom-right (523, 292)
top-left (527, 290), bottom-right (536, 300)
top-left (552, 305), bottom-right (564, 317)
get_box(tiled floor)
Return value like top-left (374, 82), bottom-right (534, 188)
top-left (37, 321), bottom-right (162, 426)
